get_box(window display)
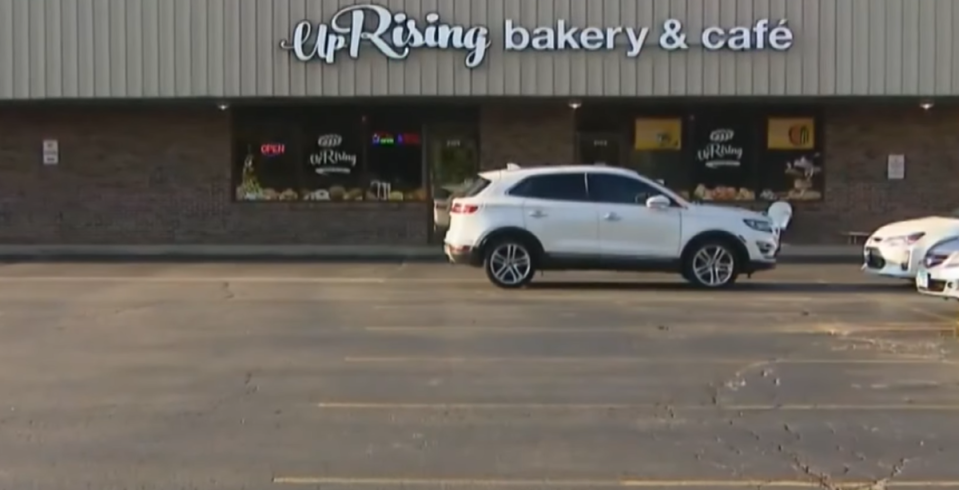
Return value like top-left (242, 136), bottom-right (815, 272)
top-left (633, 118), bottom-right (682, 151)
top-left (579, 106), bottom-right (824, 204)
top-left (366, 131), bottom-right (427, 201)
top-left (628, 118), bottom-right (689, 198)
top-left (231, 107), bottom-right (438, 203)
top-left (758, 118), bottom-right (823, 201)
top-left (299, 125), bottom-right (365, 201)
top-left (233, 125), bottom-right (300, 201)
top-left (690, 116), bottom-right (756, 202)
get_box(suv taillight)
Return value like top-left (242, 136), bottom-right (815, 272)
top-left (450, 203), bottom-right (479, 214)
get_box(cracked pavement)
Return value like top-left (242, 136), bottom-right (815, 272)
top-left (0, 262), bottom-right (957, 489)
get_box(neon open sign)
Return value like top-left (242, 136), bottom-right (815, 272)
top-left (261, 143), bottom-right (286, 156)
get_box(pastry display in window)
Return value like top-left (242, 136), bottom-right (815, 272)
top-left (759, 189), bottom-right (778, 201)
top-left (328, 186), bottom-right (347, 201)
top-left (261, 189), bottom-right (279, 200)
top-left (303, 190), bottom-right (331, 201)
top-left (693, 184), bottom-right (755, 201)
top-left (344, 188), bottom-right (363, 201)
top-left (783, 156), bottom-right (822, 201)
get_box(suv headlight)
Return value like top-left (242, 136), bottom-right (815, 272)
top-left (743, 219), bottom-right (774, 233)
top-left (884, 232), bottom-right (925, 247)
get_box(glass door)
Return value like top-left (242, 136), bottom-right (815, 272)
top-left (577, 133), bottom-right (623, 166)
top-left (424, 125), bottom-right (480, 243)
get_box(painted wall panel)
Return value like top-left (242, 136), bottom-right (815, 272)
top-left (1, 0), bottom-right (958, 99)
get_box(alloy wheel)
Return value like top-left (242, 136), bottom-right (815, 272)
top-left (691, 245), bottom-right (735, 287)
top-left (488, 243), bottom-right (532, 286)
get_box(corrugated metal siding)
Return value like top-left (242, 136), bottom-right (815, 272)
top-left (0, 0), bottom-right (957, 99)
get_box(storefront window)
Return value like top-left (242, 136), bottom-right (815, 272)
top-left (689, 114), bottom-right (756, 202)
top-left (233, 123), bottom-right (300, 201)
top-left (367, 130), bottom-right (427, 201)
top-left (758, 118), bottom-right (823, 201)
top-left (629, 118), bottom-right (689, 198)
top-left (231, 106), bottom-right (447, 203)
top-left (576, 105), bottom-right (824, 203)
top-left (299, 122), bottom-right (365, 201)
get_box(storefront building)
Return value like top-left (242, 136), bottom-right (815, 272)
top-left (1, 0), bottom-right (958, 245)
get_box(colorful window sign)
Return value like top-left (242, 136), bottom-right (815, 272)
top-left (767, 118), bottom-right (814, 150)
top-left (372, 132), bottom-right (421, 146)
top-left (260, 143), bottom-right (286, 156)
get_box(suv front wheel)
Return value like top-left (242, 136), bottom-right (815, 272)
top-left (484, 239), bottom-right (536, 289)
top-left (683, 240), bottom-right (740, 288)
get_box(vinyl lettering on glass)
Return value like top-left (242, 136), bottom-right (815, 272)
top-left (691, 119), bottom-right (755, 202)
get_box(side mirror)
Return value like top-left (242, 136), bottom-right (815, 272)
top-left (766, 201), bottom-right (793, 231)
top-left (645, 195), bottom-right (671, 209)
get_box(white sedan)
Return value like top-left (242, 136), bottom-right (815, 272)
top-left (916, 236), bottom-right (959, 300)
top-left (863, 215), bottom-right (959, 280)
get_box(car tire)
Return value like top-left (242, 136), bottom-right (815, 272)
top-left (483, 238), bottom-right (537, 289)
top-left (682, 240), bottom-right (740, 289)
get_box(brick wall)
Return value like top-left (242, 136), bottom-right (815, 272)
top-left (785, 105), bottom-right (959, 243)
top-left (0, 103), bottom-right (956, 245)
top-left (0, 105), bottom-right (427, 245)
top-left (479, 102), bottom-right (575, 169)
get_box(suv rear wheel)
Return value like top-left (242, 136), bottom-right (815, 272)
top-left (682, 240), bottom-right (740, 288)
top-left (483, 239), bottom-right (536, 289)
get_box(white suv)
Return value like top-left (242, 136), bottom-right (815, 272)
top-left (443, 165), bottom-right (781, 288)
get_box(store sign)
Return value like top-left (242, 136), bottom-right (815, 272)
top-left (767, 118), bottom-right (815, 150)
top-left (260, 143), bottom-right (286, 157)
top-left (309, 134), bottom-right (357, 174)
top-left (634, 118), bottom-right (682, 151)
top-left (280, 4), bottom-right (491, 68)
top-left (279, 4), bottom-right (794, 69)
top-left (372, 132), bottom-right (421, 146)
top-left (697, 128), bottom-right (745, 168)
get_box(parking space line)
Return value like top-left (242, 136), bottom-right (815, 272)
top-left (316, 402), bottom-right (959, 411)
top-left (359, 322), bottom-right (953, 334)
top-left (272, 476), bottom-right (959, 487)
top-left (271, 476), bottom-right (796, 487)
top-left (342, 356), bottom-right (948, 365)
top-left (909, 306), bottom-right (958, 324)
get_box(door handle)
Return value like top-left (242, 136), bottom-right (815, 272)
top-left (528, 210), bottom-right (547, 218)
top-left (602, 212), bottom-right (620, 221)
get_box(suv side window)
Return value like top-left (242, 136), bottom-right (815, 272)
top-left (588, 173), bottom-right (664, 205)
top-left (509, 173), bottom-right (589, 201)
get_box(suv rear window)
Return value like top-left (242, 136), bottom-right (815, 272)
top-left (459, 177), bottom-right (491, 198)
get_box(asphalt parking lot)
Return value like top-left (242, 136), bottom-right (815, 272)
top-left (0, 262), bottom-right (957, 490)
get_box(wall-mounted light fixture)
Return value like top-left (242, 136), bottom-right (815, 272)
top-left (217, 101), bottom-right (230, 111)
top-left (568, 100), bottom-right (582, 110)
top-left (920, 100), bottom-right (934, 111)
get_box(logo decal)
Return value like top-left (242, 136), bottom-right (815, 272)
top-left (709, 129), bottom-right (735, 142)
top-left (317, 134), bottom-right (343, 148)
